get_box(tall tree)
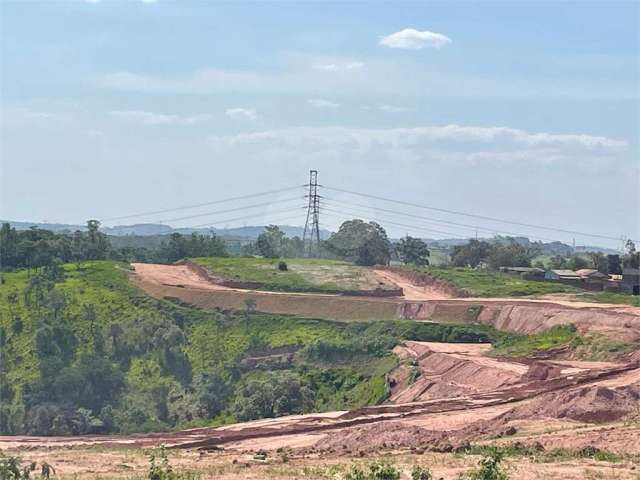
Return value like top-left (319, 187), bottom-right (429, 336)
top-left (255, 225), bottom-right (285, 258)
top-left (326, 220), bottom-right (391, 266)
top-left (396, 236), bottom-right (430, 267)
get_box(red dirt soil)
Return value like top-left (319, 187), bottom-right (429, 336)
top-left (131, 263), bottom-right (640, 341)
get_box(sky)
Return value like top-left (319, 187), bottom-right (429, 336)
top-left (1, 0), bottom-right (638, 248)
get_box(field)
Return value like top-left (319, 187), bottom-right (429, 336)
top-left (191, 257), bottom-right (398, 293)
top-left (0, 260), bottom-right (502, 436)
top-left (4, 444), bottom-right (640, 479)
top-left (421, 266), bottom-right (640, 306)
top-left (3, 260), bottom-right (640, 480)
top-left (421, 267), bottom-right (581, 297)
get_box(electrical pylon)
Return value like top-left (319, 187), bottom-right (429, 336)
top-left (303, 170), bottom-right (321, 257)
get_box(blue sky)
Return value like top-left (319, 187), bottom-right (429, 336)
top-left (1, 1), bottom-right (638, 247)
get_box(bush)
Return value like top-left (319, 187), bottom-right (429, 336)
top-left (461, 448), bottom-right (509, 480)
top-left (147, 445), bottom-right (198, 480)
top-left (411, 465), bottom-right (432, 480)
top-left (345, 461), bottom-right (400, 480)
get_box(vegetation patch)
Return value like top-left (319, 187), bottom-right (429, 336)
top-left (490, 325), bottom-right (578, 357)
top-left (192, 256), bottom-right (397, 294)
top-left (0, 260), bottom-right (503, 436)
top-left (421, 267), bottom-right (579, 297)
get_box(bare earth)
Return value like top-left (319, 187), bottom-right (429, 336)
top-left (131, 263), bottom-right (640, 341)
top-left (3, 265), bottom-right (639, 478)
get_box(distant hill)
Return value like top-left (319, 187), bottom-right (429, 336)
top-left (2, 220), bottom-right (619, 254)
top-left (1, 220), bottom-right (331, 240)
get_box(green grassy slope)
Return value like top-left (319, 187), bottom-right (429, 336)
top-left (421, 267), bottom-right (580, 297)
top-left (422, 266), bottom-right (640, 306)
top-left (0, 261), bottom-right (500, 435)
top-left (192, 257), bottom-right (395, 293)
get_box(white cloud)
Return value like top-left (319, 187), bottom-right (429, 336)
top-left (209, 125), bottom-right (627, 172)
top-left (109, 110), bottom-right (209, 125)
top-left (308, 99), bottom-right (340, 109)
top-left (225, 108), bottom-right (258, 121)
top-left (378, 104), bottom-right (412, 113)
top-left (380, 28), bottom-right (452, 50)
top-left (312, 61), bottom-right (365, 72)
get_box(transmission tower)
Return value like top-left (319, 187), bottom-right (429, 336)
top-left (303, 170), bottom-right (321, 257)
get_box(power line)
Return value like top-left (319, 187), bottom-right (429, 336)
top-left (320, 206), bottom-right (466, 238)
top-left (324, 186), bottom-right (632, 243)
top-left (321, 197), bottom-right (561, 243)
top-left (320, 211), bottom-right (462, 248)
top-left (207, 212), bottom-right (306, 231)
top-left (156, 196), bottom-right (303, 223)
top-left (102, 185), bottom-right (304, 223)
top-left (187, 205), bottom-right (306, 229)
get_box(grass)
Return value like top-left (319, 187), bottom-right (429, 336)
top-left (0, 261), bottom-right (159, 386)
top-left (420, 266), bottom-right (640, 306)
top-left (421, 266), bottom-right (580, 297)
top-left (490, 325), bottom-right (634, 360)
top-left (191, 257), bottom-right (396, 293)
top-left (1, 261), bottom-right (501, 430)
top-left (575, 291), bottom-right (640, 307)
top-left (466, 443), bottom-right (638, 464)
top-left (490, 325), bottom-right (578, 357)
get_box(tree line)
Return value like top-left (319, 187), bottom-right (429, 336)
top-left (245, 220), bottom-right (431, 267)
top-left (0, 222), bottom-right (228, 271)
top-left (449, 237), bottom-right (639, 273)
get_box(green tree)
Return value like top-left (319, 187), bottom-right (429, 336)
top-left (566, 255), bottom-right (589, 270)
top-left (450, 240), bottom-right (493, 268)
top-left (326, 220), bottom-right (391, 266)
top-left (624, 240), bottom-right (639, 268)
top-left (396, 236), bottom-right (430, 267)
top-left (587, 251), bottom-right (608, 273)
top-left (255, 225), bottom-right (285, 258)
top-left (487, 239), bottom-right (537, 269)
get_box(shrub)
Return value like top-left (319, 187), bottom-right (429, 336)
top-left (411, 465), bottom-right (432, 480)
top-left (344, 461), bottom-right (400, 480)
top-left (461, 447), bottom-right (509, 480)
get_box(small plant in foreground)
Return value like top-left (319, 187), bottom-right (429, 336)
top-left (147, 445), bottom-right (197, 480)
top-left (461, 447), bottom-right (509, 480)
top-left (411, 464), bottom-right (433, 480)
top-left (344, 460), bottom-right (400, 480)
top-left (0, 454), bottom-right (55, 479)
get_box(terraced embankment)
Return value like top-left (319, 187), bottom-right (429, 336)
top-left (3, 340), bottom-right (637, 455)
top-left (132, 263), bottom-right (640, 340)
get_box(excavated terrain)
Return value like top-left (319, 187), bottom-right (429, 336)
top-left (3, 264), bottom-right (639, 479)
top-left (132, 262), bottom-right (640, 340)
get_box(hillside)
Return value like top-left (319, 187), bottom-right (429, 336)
top-left (421, 266), bottom-right (640, 306)
top-left (0, 260), bottom-right (497, 436)
top-left (190, 257), bottom-right (400, 294)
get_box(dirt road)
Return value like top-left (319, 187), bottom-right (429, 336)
top-left (132, 263), bottom-right (640, 340)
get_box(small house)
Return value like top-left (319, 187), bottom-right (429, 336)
top-left (575, 269), bottom-right (609, 280)
top-left (499, 267), bottom-right (545, 279)
top-left (622, 268), bottom-right (640, 295)
top-left (544, 269), bottom-right (581, 281)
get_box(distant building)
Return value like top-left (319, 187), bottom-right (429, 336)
top-left (622, 268), bottom-right (640, 295)
top-left (499, 267), bottom-right (545, 279)
top-left (575, 269), bottom-right (609, 281)
top-left (544, 269), bottom-right (582, 281)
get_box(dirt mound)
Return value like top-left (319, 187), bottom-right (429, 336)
top-left (310, 422), bottom-right (458, 454)
top-left (373, 268), bottom-right (462, 300)
top-left (502, 384), bottom-right (640, 423)
top-left (389, 341), bottom-right (528, 403)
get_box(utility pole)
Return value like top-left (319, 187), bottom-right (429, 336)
top-left (303, 170), bottom-right (321, 257)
